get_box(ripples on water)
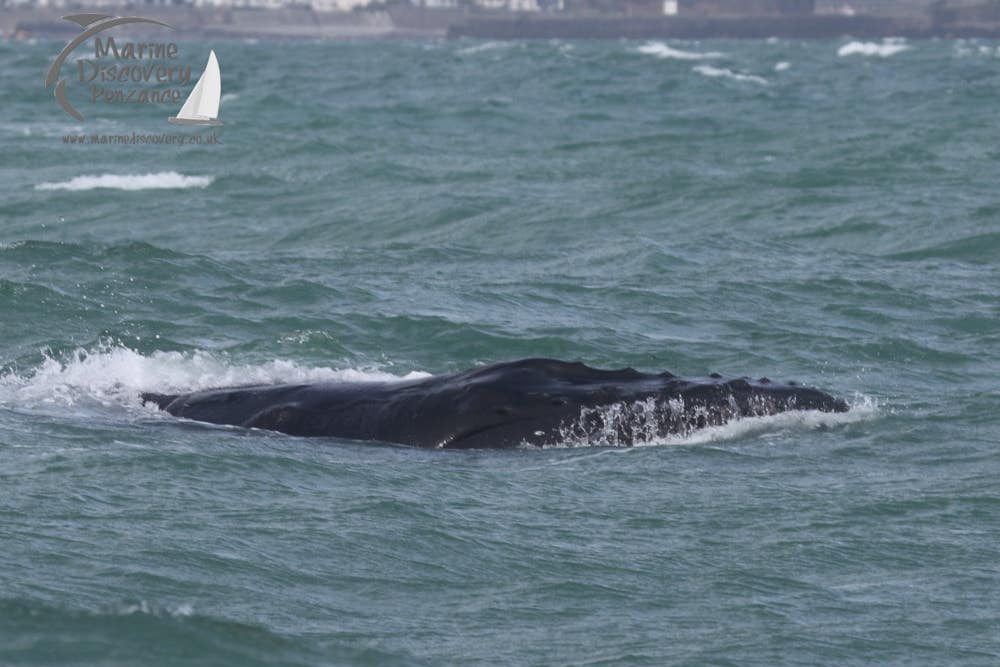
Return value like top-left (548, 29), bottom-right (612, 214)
top-left (0, 37), bottom-right (998, 665)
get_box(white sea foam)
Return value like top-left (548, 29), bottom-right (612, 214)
top-left (0, 345), bottom-right (429, 409)
top-left (954, 43), bottom-right (1000, 57)
top-left (458, 41), bottom-right (510, 55)
top-left (774, 61), bottom-right (791, 72)
top-left (544, 394), bottom-right (878, 449)
top-left (837, 39), bottom-right (910, 58)
top-left (0, 122), bottom-right (84, 138)
top-left (36, 172), bottom-right (213, 192)
top-left (114, 600), bottom-right (194, 617)
top-left (220, 93), bottom-right (239, 104)
top-left (693, 64), bottom-right (768, 85)
top-left (645, 397), bottom-right (877, 447)
top-left (638, 42), bottom-right (725, 60)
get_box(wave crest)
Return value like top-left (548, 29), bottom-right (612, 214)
top-left (693, 65), bottom-right (768, 85)
top-left (35, 172), bottom-right (213, 192)
top-left (837, 40), bottom-right (910, 58)
top-left (0, 344), bottom-right (429, 409)
top-left (638, 42), bottom-right (725, 60)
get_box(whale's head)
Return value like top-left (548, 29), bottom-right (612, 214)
top-left (690, 375), bottom-right (849, 412)
top-left (733, 378), bottom-right (850, 413)
top-left (436, 363), bottom-right (849, 448)
top-left (785, 385), bottom-right (850, 412)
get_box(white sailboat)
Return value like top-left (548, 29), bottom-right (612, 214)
top-left (168, 50), bottom-right (222, 126)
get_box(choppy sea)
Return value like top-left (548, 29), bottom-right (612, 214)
top-left (1, 36), bottom-right (998, 665)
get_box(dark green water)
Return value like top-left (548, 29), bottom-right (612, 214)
top-left (1, 37), bottom-right (998, 665)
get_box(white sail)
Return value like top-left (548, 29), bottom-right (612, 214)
top-left (169, 50), bottom-right (221, 125)
top-left (175, 70), bottom-right (206, 120)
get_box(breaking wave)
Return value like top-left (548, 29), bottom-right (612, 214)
top-left (954, 43), bottom-right (1000, 58)
top-left (693, 65), bottom-right (768, 85)
top-left (0, 344), bottom-right (429, 410)
top-left (638, 42), bottom-right (725, 60)
top-left (837, 39), bottom-right (910, 58)
top-left (457, 41), bottom-right (512, 56)
top-left (35, 172), bottom-right (214, 192)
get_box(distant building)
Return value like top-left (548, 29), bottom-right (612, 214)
top-left (192, 0), bottom-right (290, 7)
top-left (933, 0), bottom-right (1000, 23)
top-left (311, 0), bottom-right (373, 10)
top-left (678, 0), bottom-right (815, 15)
top-left (815, 0), bottom-right (934, 16)
top-left (412, 0), bottom-right (460, 8)
top-left (467, 0), bottom-right (545, 10)
top-left (0, 0), bottom-right (373, 8)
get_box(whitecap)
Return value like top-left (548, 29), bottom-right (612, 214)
top-left (693, 64), bottom-right (768, 85)
top-left (113, 600), bottom-right (196, 617)
top-left (458, 41), bottom-right (509, 55)
top-left (774, 61), bottom-right (791, 72)
top-left (35, 172), bottom-right (213, 192)
top-left (0, 344), bottom-right (430, 409)
top-left (638, 41), bottom-right (725, 60)
top-left (951, 43), bottom-right (999, 58)
top-left (837, 39), bottom-right (910, 58)
top-left (0, 122), bottom-right (84, 138)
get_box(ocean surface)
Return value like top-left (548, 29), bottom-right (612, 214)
top-left (1, 36), bottom-right (998, 665)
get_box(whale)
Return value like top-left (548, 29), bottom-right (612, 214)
top-left (141, 358), bottom-right (848, 449)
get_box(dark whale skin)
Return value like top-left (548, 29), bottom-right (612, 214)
top-left (142, 358), bottom-right (849, 449)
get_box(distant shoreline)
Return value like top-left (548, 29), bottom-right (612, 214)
top-left (5, 6), bottom-right (1000, 41)
top-left (447, 15), bottom-right (936, 40)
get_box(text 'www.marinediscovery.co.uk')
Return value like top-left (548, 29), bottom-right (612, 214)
top-left (61, 132), bottom-right (222, 146)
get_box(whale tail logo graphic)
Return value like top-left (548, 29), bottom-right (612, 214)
top-left (45, 13), bottom-right (173, 121)
top-left (168, 50), bottom-right (223, 126)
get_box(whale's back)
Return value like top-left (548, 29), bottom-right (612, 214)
top-left (140, 359), bottom-right (848, 447)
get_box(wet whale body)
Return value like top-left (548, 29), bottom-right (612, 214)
top-left (142, 358), bottom-right (848, 449)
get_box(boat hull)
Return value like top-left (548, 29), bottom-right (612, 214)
top-left (167, 116), bottom-right (223, 126)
